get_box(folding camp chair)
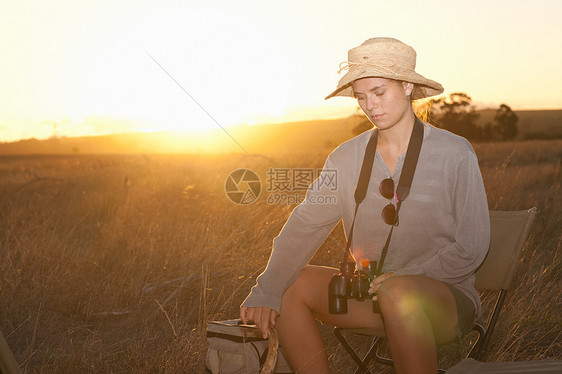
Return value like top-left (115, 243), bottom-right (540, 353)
top-left (333, 208), bottom-right (537, 374)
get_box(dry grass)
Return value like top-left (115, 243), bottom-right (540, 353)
top-left (0, 139), bottom-right (560, 373)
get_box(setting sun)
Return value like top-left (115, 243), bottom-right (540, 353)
top-left (0, 0), bottom-right (560, 144)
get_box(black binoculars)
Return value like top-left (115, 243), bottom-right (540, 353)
top-left (328, 260), bottom-right (380, 314)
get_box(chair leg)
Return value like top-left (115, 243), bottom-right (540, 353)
top-left (336, 330), bottom-right (461, 374)
top-left (374, 340), bottom-right (448, 374)
top-left (334, 327), bottom-right (382, 374)
top-left (468, 323), bottom-right (486, 359)
top-left (474, 290), bottom-right (507, 361)
top-left (356, 337), bottom-right (383, 374)
top-left (374, 343), bottom-right (394, 367)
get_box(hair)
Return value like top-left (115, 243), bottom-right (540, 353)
top-left (351, 78), bottom-right (415, 105)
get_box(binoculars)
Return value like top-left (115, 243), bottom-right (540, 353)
top-left (328, 260), bottom-right (380, 314)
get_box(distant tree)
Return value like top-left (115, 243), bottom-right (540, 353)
top-left (428, 92), bottom-right (482, 141)
top-left (482, 122), bottom-right (494, 141)
top-left (493, 104), bottom-right (519, 140)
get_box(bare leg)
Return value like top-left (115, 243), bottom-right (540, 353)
top-left (276, 265), bottom-right (385, 373)
top-left (276, 267), bottom-right (459, 374)
top-left (377, 275), bottom-right (458, 374)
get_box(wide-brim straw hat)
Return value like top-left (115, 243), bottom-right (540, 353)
top-left (326, 37), bottom-right (444, 100)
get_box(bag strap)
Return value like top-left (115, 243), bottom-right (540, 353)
top-left (206, 331), bottom-right (264, 343)
top-left (343, 117), bottom-right (424, 273)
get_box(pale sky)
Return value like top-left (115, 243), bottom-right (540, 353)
top-left (1, 0), bottom-right (560, 142)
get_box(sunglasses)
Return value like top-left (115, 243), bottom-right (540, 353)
top-left (379, 178), bottom-right (398, 225)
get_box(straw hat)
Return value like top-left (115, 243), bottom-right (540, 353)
top-left (326, 37), bottom-right (444, 100)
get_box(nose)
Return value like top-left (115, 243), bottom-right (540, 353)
top-left (366, 95), bottom-right (377, 112)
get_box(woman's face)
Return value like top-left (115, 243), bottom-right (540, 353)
top-left (352, 77), bottom-right (413, 130)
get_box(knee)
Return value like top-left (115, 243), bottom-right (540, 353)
top-left (377, 276), bottom-right (422, 317)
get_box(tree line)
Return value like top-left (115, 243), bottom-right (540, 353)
top-left (352, 92), bottom-right (519, 142)
top-left (427, 92), bottom-right (518, 142)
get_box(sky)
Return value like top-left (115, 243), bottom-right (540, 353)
top-left (0, 0), bottom-right (561, 142)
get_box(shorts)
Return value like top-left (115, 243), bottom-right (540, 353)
top-left (443, 282), bottom-right (476, 341)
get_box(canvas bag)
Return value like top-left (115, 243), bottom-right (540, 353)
top-left (205, 319), bottom-right (293, 374)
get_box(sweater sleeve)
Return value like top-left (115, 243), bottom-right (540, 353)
top-left (393, 151), bottom-right (490, 282)
top-left (240, 156), bottom-right (343, 313)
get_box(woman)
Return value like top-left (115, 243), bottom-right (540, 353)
top-left (240, 37), bottom-right (490, 374)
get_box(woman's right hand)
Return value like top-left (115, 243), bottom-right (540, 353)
top-left (240, 306), bottom-right (278, 339)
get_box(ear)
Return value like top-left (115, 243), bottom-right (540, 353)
top-left (403, 82), bottom-right (414, 96)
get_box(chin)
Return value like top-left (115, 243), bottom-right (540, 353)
top-left (373, 118), bottom-right (391, 129)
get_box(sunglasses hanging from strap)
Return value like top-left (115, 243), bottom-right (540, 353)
top-left (342, 117), bottom-right (424, 275)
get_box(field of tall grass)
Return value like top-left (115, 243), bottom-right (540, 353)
top-left (0, 139), bottom-right (560, 373)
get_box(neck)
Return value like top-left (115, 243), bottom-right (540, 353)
top-left (378, 110), bottom-right (416, 150)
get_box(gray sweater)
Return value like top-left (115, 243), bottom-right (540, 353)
top-left (242, 123), bottom-right (490, 317)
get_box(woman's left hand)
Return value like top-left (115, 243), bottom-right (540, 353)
top-left (369, 272), bottom-right (397, 301)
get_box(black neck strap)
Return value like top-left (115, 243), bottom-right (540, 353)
top-left (343, 116), bottom-right (424, 273)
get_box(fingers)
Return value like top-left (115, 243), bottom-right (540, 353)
top-left (369, 272), bottom-right (397, 301)
top-left (258, 308), bottom-right (270, 338)
top-left (269, 309), bottom-right (278, 327)
top-left (240, 306), bottom-right (250, 325)
top-left (239, 307), bottom-right (278, 339)
top-left (256, 307), bottom-right (277, 339)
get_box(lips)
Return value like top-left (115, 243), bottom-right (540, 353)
top-left (372, 114), bottom-right (385, 121)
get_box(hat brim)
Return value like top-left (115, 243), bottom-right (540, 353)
top-left (325, 69), bottom-right (444, 100)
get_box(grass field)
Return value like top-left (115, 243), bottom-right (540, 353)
top-left (0, 139), bottom-right (560, 373)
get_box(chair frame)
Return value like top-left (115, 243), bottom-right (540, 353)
top-left (333, 208), bottom-right (537, 374)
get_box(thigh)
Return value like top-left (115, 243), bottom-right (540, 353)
top-left (378, 275), bottom-right (458, 344)
top-left (283, 265), bottom-right (385, 335)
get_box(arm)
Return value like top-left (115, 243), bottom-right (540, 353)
top-left (241, 156), bottom-right (343, 316)
top-left (394, 151), bottom-right (490, 281)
